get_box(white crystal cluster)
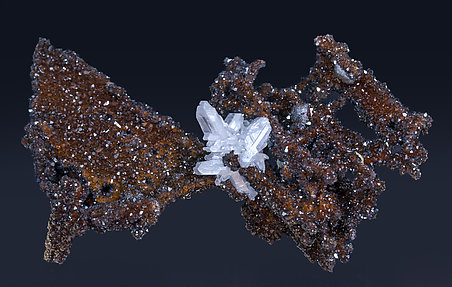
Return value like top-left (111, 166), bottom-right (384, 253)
top-left (193, 101), bottom-right (272, 200)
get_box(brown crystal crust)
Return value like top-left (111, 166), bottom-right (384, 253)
top-left (23, 35), bottom-right (431, 271)
top-left (22, 39), bottom-right (223, 263)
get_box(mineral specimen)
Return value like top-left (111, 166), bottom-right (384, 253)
top-left (23, 35), bottom-right (432, 271)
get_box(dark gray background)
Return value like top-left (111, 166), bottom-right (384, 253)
top-left (1, 3), bottom-right (450, 287)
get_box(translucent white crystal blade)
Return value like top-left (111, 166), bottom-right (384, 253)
top-left (239, 117), bottom-right (271, 167)
top-left (225, 113), bottom-right (244, 133)
top-left (196, 101), bottom-right (229, 141)
top-left (193, 159), bottom-right (227, 175)
top-left (205, 137), bottom-right (236, 153)
top-left (204, 152), bottom-right (223, 160)
top-left (251, 153), bottom-right (269, 172)
top-left (244, 117), bottom-right (271, 152)
top-left (215, 168), bottom-right (232, 185)
top-left (238, 149), bottom-right (256, 167)
top-left (229, 171), bottom-right (257, 200)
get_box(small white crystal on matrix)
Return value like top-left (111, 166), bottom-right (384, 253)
top-left (334, 63), bottom-right (354, 84)
top-left (193, 101), bottom-right (271, 200)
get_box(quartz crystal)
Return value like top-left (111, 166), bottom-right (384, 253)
top-left (194, 100), bottom-right (270, 199)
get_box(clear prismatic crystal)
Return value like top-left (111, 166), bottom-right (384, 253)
top-left (194, 101), bottom-right (271, 199)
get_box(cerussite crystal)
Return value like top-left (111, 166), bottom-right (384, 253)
top-left (23, 35), bottom-right (432, 271)
top-left (194, 100), bottom-right (270, 199)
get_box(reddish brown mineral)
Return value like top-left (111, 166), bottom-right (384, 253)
top-left (23, 35), bottom-right (432, 271)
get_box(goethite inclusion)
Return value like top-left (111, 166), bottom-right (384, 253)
top-left (194, 100), bottom-right (271, 200)
top-left (23, 35), bottom-right (432, 271)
